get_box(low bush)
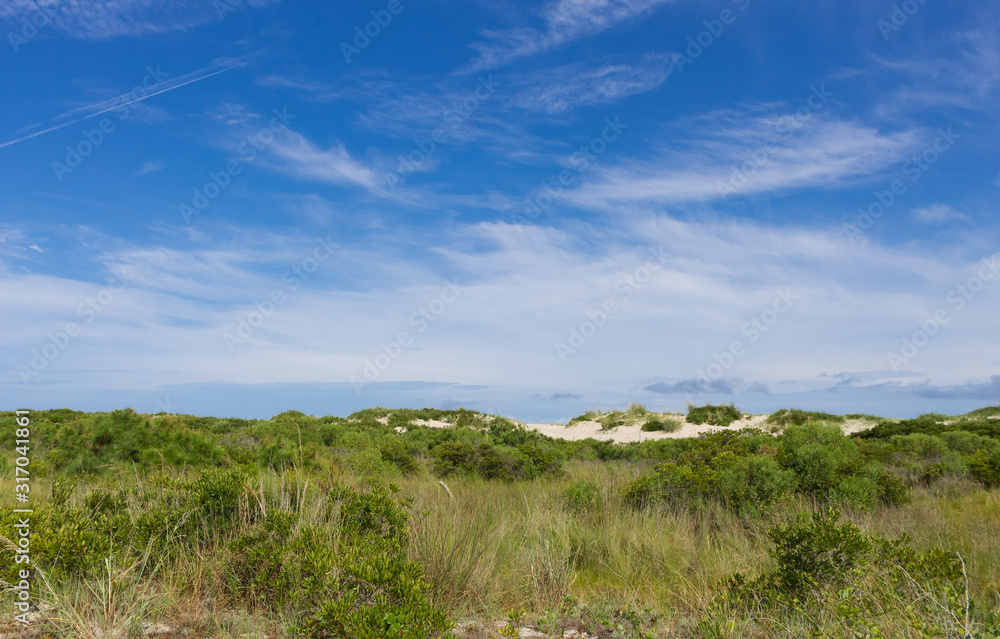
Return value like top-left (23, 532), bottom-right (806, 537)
top-left (767, 408), bottom-right (845, 426)
top-left (563, 480), bottom-right (601, 514)
top-left (687, 403), bottom-right (742, 427)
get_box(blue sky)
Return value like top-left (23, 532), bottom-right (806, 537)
top-left (2, 0), bottom-right (999, 422)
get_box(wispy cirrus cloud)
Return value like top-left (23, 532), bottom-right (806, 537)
top-left (461, 0), bottom-right (675, 72)
top-left (0, 0), bottom-right (279, 40)
top-left (911, 204), bottom-right (968, 224)
top-left (514, 52), bottom-right (675, 113)
top-left (263, 132), bottom-right (380, 194)
top-left (135, 160), bottom-right (164, 175)
top-left (566, 110), bottom-right (921, 207)
top-left (874, 27), bottom-right (1000, 116)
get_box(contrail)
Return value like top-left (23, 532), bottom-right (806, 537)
top-left (0, 60), bottom-right (247, 151)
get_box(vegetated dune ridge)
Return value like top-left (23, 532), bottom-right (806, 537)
top-left (5, 406), bottom-right (999, 639)
top-left (395, 414), bottom-right (879, 442)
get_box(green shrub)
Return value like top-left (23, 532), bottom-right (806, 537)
top-left (563, 480), bottom-right (601, 514)
top-left (431, 442), bottom-right (478, 477)
top-left (686, 403), bottom-right (741, 427)
top-left (968, 448), bottom-right (1000, 488)
top-left (639, 417), bottom-right (681, 433)
top-left (941, 430), bottom-right (1000, 455)
top-left (832, 475), bottom-right (878, 510)
top-left (767, 408), bottom-right (845, 426)
top-left (890, 433), bottom-right (949, 460)
top-left (721, 507), bottom-right (973, 624)
top-left (380, 440), bottom-right (420, 475)
top-left (780, 423), bottom-right (859, 497)
top-left (225, 509), bottom-right (299, 608)
top-left (861, 464), bottom-right (910, 507)
top-left (767, 508), bottom-right (872, 595)
top-left (299, 485), bottom-right (451, 639)
top-left (718, 455), bottom-right (798, 516)
top-left (192, 467), bottom-right (246, 528)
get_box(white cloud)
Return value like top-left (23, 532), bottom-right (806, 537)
top-left (463, 0), bottom-right (675, 71)
top-left (566, 111), bottom-right (921, 207)
top-left (0, 0), bottom-right (280, 40)
top-left (264, 132), bottom-right (381, 194)
top-left (875, 28), bottom-right (1000, 116)
top-left (514, 52), bottom-right (675, 113)
top-left (911, 203), bottom-right (968, 224)
top-left (3, 216), bottom-right (998, 398)
top-left (136, 160), bottom-right (164, 175)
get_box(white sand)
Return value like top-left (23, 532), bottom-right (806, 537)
top-left (385, 413), bottom-right (876, 442)
top-left (522, 414), bottom-right (771, 443)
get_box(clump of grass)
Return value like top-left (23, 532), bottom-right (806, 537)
top-left (640, 417), bottom-right (681, 433)
top-left (767, 408), bottom-right (846, 426)
top-left (568, 410), bottom-right (601, 425)
top-left (599, 413), bottom-right (624, 431)
top-left (626, 403), bottom-right (647, 418)
top-left (686, 403), bottom-right (742, 427)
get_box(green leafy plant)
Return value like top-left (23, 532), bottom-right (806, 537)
top-left (687, 403), bottom-right (742, 427)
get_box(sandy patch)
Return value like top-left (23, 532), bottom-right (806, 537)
top-left (412, 419), bottom-right (452, 429)
top-left (841, 418), bottom-right (880, 435)
top-left (522, 414), bottom-right (772, 443)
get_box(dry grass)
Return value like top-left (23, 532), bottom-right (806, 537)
top-left (2, 460), bottom-right (999, 637)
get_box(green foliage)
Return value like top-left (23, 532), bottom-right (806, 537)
top-left (568, 410), bottom-right (600, 425)
top-left (767, 508), bottom-right (872, 595)
top-left (599, 413), bottom-right (624, 430)
top-left (0, 495), bottom-right (115, 581)
top-left (380, 440), bottom-right (420, 475)
top-left (686, 403), bottom-right (742, 427)
top-left (718, 455), bottom-right (798, 516)
top-left (968, 448), bottom-right (1000, 488)
top-left (719, 507), bottom-right (978, 636)
top-left (563, 480), bottom-right (602, 514)
top-left (297, 485), bottom-right (452, 639)
top-left (857, 410), bottom-right (1000, 440)
top-left (639, 417), bottom-right (681, 433)
top-left (780, 422), bottom-right (860, 497)
top-left (225, 510), bottom-right (299, 608)
top-left (430, 440), bottom-right (562, 482)
top-left (626, 403), bottom-right (647, 417)
top-left (193, 467), bottom-right (246, 520)
top-left (767, 408), bottom-right (845, 426)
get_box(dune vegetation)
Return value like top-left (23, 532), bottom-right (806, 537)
top-left (1, 405), bottom-right (999, 638)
